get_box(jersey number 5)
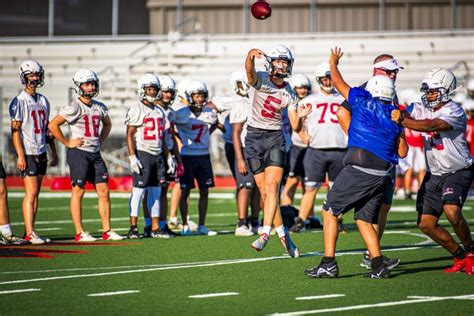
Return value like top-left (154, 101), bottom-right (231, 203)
top-left (261, 96), bottom-right (282, 119)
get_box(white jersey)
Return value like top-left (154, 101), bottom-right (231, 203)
top-left (9, 91), bottom-right (50, 155)
top-left (248, 71), bottom-right (297, 130)
top-left (212, 94), bottom-right (247, 144)
top-left (229, 96), bottom-right (253, 147)
top-left (291, 91), bottom-right (347, 149)
top-left (290, 98), bottom-right (308, 148)
top-left (174, 103), bottom-right (217, 156)
top-left (411, 101), bottom-right (472, 175)
top-left (125, 102), bottom-right (167, 156)
top-left (161, 105), bottom-right (176, 151)
top-left (59, 98), bottom-right (108, 153)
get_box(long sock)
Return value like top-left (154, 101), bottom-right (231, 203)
top-left (275, 225), bottom-right (286, 238)
top-left (371, 256), bottom-right (384, 270)
top-left (238, 218), bottom-right (246, 227)
top-left (129, 187), bottom-right (145, 217)
top-left (262, 225), bottom-right (271, 236)
top-left (159, 221), bottom-right (166, 230)
top-left (452, 247), bottom-right (466, 259)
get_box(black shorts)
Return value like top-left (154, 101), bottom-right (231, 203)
top-left (0, 162), bottom-right (6, 179)
top-left (288, 145), bottom-right (306, 178)
top-left (235, 147), bottom-right (255, 189)
top-left (180, 155), bottom-right (215, 190)
top-left (67, 148), bottom-right (108, 186)
top-left (323, 165), bottom-right (390, 224)
top-left (304, 148), bottom-right (345, 188)
top-left (416, 165), bottom-right (474, 218)
top-left (244, 127), bottom-right (286, 174)
top-left (163, 152), bottom-right (176, 183)
top-left (132, 151), bottom-right (166, 188)
top-left (21, 152), bottom-right (48, 178)
top-left (382, 167), bottom-right (396, 205)
top-left (225, 142), bottom-right (236, 180)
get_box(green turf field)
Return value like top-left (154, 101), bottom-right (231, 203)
top-left (1, 190), bottom-right (473, 315)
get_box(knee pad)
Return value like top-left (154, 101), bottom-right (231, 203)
top-left (248, 158), bottom-right (265, 175)
top-left (265, 149), bottom-right (286, 168)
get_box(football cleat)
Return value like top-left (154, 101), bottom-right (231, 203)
top-left (235, 225), bottom-right (254, 237)
top-left (251, 233), bottom-right (269, 252)
top-left (465, 252), bottom-right (474, 275)
top-left (305, 261), bottom-right (339, 278)
top-left (167, 221), bottom-right (182, 230)
top-left (187, 219), bottom-right (198, 232)
top-left (279, 234), bottom-right (300, 258)
top-left (74, 231), bottom-right (97, 242)
top-left (360, 254), bottom-right (400, 270)
top-left (151, 229), bottom-right (171, 239)
top-left (162, 224), bottom-right (177, 238)
top-left (1, 234), bottom-right (28, 245)
top-left (143, 226), bottom-right (152, 238)
top-left (24, 231), bottom-right (46, 245)
top-left (444, 257), bottom-right (466, 273)
top-left (366, 264), bottom-right (390, 279)
top-left (181, 225), bottom-right (193, 236)
top-left (360, 253), bottom-right (371, 269)
top-left (127, 228), bottom-right (142, 240)
top-left (102, 230), bottom-right (123, 241)
top-left (289, 217), bottom-right (306, 233)
top-left (196, 225), bottom-right (218, 236)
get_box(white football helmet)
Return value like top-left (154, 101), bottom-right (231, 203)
top-left (290, 74), bottom-right (311, 90)
top-left (314, 62), bottom-right (334, 93)
top-left (158, 75), bottom-right (176, 105)
top-left (420, 68), bottom-right (456, 110)
top-left (73, 69), bottom-right (100, 98)
top-left (230, 69), bottom-right (250, 96)
top-left (265, 45), bottom-right (294, 78)
top-left (176, 78), bottom-right (193, 104)
top-left (137, 73), bottom-right (161, 103)
top-left (366, 75), bottom-right (395, 102)
top-left (186, 80), bottom-right (209, 108)
top-left (19, 60), bottom-right (44, 87)
top-left (398, 88), bottom-right (420, 106)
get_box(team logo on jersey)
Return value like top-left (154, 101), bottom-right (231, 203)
top-left (443, 187), bottom-right (454, 196)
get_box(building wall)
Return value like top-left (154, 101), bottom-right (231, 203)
top-left (147, 0), bottom-right (474, 35)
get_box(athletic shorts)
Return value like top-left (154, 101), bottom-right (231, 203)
top-left (323, 165), bottom-right (391, 224)
top-left (67, 148), bottom-right (108, 186)
top-left (416, 164), bottom-right (474, 218)
top-left (244, 126), bottom-right (286, 174)
top-left (382, 167), bottom-right (396, 205)
top-left (304, 148), bottom-right (345, 188)
top-left (288, 144), bottom-right (307, 178)
top-left (235, 147), bottom-right (255, 189)
top-left (21, 152), bottom-right (47, 178)
top-left (132, 150), bottom-right (166, 188)
top-left (180, 154), bottom-right (215, 190)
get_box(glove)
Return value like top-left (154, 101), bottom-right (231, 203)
top-left (129, 155), bottom-right (143, 174)
top-left (167, 154), bottom-right (177, 175)
top-left (176, 162), bottom-right (185, 178)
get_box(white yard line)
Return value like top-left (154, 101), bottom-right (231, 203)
top-left (35, 228), bottom-right (62, 232)
top-left (88, 290), bottom-right (140, 297)
top-left (270, 294), bottom-right (474, 315)
top-left (189, 292), bottom-right (239, 298)
top-left (295, 294), bottom-right (345, 301)
top-left (0, 288), bottom-right (41, 295)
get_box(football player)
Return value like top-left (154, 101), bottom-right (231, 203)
top-left (336, 53), bottom-right (403, 269)
top-left (304, 47), bottom-right (407, 279)
top-left (174, 80), bottom-right (219, 236)
top-left (280, 74), bottom-right (311, 208)
top-left (245, 45), bottom-right (308, 257)
top-left (125, 74), bottom-right (171, 239)
top-left (392, 68), bottom-right (474, 274)
top-left (9, 60), bottom-right (58, 244)
top-left (48, 69), bottom-right (123, 242)
top-left (288, 62), bottom-right (347, 233)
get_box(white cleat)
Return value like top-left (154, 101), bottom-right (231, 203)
top-left (251, 233), bottom-right (269, 252)
top-left (235, 225), bottom-right (254, 237)
top-left (25, 231), bottom-right (46, 245)
top-left (74, 231), bottom-right (97, 242)
top-left (102, 230), bottom-right (124, 241)
top-left (196, 225), bottom-right (218, 236)
top-left (280, 234), bottom-right (300, 258)
top-left (187, 219), bottom-right (198, 231)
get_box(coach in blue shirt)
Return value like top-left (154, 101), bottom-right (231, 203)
top-left (304, 47), bottom-right (408, 279)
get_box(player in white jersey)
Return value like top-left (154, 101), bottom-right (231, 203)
top-left (125, 74), bottom-right (170, 239)
top-left (174, 80), bottom-right (220, 236)
top-left (392, 68), bottom-right (474, 274)
top-left (9, 60), bottom-right (58, 244)
top-left (245, 45), bottom-right (310, 257)
top-left (288, 62), bottom-right (347, 233)
top-left (49, 69), bottom-right (123, 242)
top-left (281, 74), bottom-right (311, 209)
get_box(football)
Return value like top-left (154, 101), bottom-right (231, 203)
top-left (251, 1), bottom-right (272, 20)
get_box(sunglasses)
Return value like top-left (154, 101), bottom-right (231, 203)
top-left (379, 68), bottom-right (399, 75)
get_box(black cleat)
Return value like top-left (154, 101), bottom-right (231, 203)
top-left (289, 217), bottom-right (306, 233)
top-left (361, 254), bottom-right (400, 270)
top-left (143, 226), bottom-right (152, 238)
top-left (305, 261), bottom-right (339, 278)
top-left (127, 228), bottom-right (142, 239)
top-left (366, 264), bottom-right (390, 279)
top-left (162, 224), bottom-right (177, 238)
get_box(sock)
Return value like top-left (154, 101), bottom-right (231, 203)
top-left (130, 225), bottom-right (137, 230)
top-left (452, 247), bottom-right (466, 259)
top-left (0, 224), bottom-right (12, 237)
top-left (262, 225), bottom-right (271, 236)
top-left (275, 225), bottom-right (286, 238)
top-left (238, 218), bottom-right (246, 227)
top-left (159, 221), bottom-right (167, 230)
top-left (170, 217), bottom-right (178, 225)
top-left (321, 256), bottom-right (335, 264)
top-left (129, 187), bottom-right (145, 217)
top-left (144, 217), bottom-right (152, 228)
top-left (250, 216), bottom-right (259, 228)
top-left (371, 256), bottom-right (384, 270)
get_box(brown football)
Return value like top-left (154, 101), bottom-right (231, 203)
top-left (251, 1), bottom-right (272, 20)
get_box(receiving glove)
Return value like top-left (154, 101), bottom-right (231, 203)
top-left (167, 154), bottom-right (177, 175)
top-left (176, 162), bottom-right (185, 178)
top-left (129, 155), bottom-right (143, 174)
